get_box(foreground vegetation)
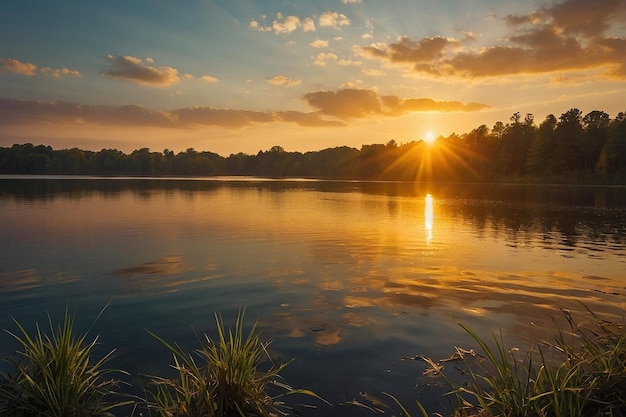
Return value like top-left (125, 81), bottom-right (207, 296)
top-left (0, 309), bottom-right (321, 417)
top-left (1, 108), bottom-right (626, 184)
top-left (1, 307), bottom-right (624, 417)
top-left (404, 306), bottom-right (626, 417)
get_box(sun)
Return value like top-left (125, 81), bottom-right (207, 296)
top-left (424, 130), bottom-right (436, 145)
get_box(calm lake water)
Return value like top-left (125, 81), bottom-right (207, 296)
top-left (1, 176), bottom-right (625, 416)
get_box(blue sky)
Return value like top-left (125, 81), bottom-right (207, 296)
top-left (1, 0), bottom-right (625, 155)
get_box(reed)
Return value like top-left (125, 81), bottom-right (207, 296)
top-left (0, 308), bottom-right (131, 417)
top-left (415, 307), bottom-right (626, 417)
top-left (146, 309), bottom-right (325, 417)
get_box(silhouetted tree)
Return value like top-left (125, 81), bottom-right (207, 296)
top-left (597, 112), bottom-right (626, 180)
top-left (555, 108), bottom-right (584, 174)
top-left (527, 114), bottom-right (557, 175)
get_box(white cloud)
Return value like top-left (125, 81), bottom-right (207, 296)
top-left (319, 11), bottom-right (350, 29)
top-left (302, 17), bottom-right (316, 32)
top-left (341, 0), bottom-right (362, 3)
top-left (272, 13), bottom-right (301, 34)
top-left (200, 74), bottom-right (218, 83)
top-left (338, 58), bottom-right (362, 66)
top-left (310, 39), bottom-right (329, 48)
top-left (314, 52), bottom-right (338, 66)
top-left (266, 74), bottom-right (302, 87)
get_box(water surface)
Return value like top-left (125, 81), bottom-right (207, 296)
top-left (1, 176), bottom-right (625, 415)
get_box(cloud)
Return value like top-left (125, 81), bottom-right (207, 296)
top-left (358, 0), bottom-right (626, 80)
top-left (274, 111), bottom-right (345, 127)
top-left (310, 39), bottom-right (329, 48)
top-left (0, 57), bottom-right (80, 78)
top-left (505, 0), bottom-right (626, 39)
top-left (341, 0), bottom-right (362, 3)
top-left (104, 55), bottom-right (217, 86)
top-left (104, 55), bottom-right (182, 85)
top-left (303, 88), bottom-right (489, 120)
top-left (314, 52), bottom-right (338, 66)
top-left (199, 74), bottom-right (218, 83)
top-left (302, 17), bottom-right (316, 32)
top-left (362, 67), bottom-right (384, 76)
top-left (266, 75), bottom-right (302, 87)
top-left (319, 11), bottom-right (350, 29)
top-left (359, 36), bottom-right (459, 64)
top-left (0, 90), bottom-right (489, 130)
top-left (0, 58), bottom-right (37, 76)
top-left (252, 11), bottom-right (351, 34)
top-left (0, 99), bottom-right (340, 129)
top-left (272, 12), bottom-right (302, 34)
top-left (249, 19), bottom-right (272, 32)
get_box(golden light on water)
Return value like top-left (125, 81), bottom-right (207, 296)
top-left (425, 193), bottom-right (433, 242)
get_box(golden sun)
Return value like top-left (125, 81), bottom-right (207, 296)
top-left (424, 130), bottom-right (436, 145)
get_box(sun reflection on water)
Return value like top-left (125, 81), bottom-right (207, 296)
top-left (425, 194), bottom-right (434, 243)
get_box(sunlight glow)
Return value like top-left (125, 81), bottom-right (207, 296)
top-left (424, 130), bottom-right (436, 145)
top-left (425, 194), bottom-right (433, 243)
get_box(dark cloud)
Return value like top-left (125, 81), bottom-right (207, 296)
top-left (172, 107), bottom-right (274, 128)
top-left (274, 111), bottom-right (346, 127)
top-left (0, 99), bottom-right (173, 126)
top-left (304, 89), bottom-right (383, 119)
top-left (104, 55), bottom-right (181, 85)
top-left (506, 0), bottom-right (626, 39)
top-left (359, 0), bottom-right (626, 80)
top-left (0, 89), bottom-right (489, 130)
top-left (304, 88), bottom-right (489, 119)
top-left (361, 36), bottom-right (457, 64)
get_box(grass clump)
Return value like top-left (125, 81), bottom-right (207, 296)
top-left (414, 307), bottom-right (626, 417)
top-left (147, 309), bottom-right (324, 417)
top-left (0, 308), bottom-right (131, 417)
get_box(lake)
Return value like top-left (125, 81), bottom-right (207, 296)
top-left (1, 176), bottom-right (625, 416)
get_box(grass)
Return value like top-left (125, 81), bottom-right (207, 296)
top-left (1, 306), bottom-right (624, 417)
top-left (412, 306), bottom-right (626, 417)
top-left (0, 307), bottom-right (132, 417)
top-left (146, 309), bottom-right (327, 417)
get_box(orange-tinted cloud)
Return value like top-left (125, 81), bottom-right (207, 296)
top-left (304, 88), bottom-right (489, 119)
top-left (0, 98), bottom-right (340, 128)
top-left (358, 0), bottom-right (626, 80)
top-left (0, 89), bottom-right (488, 129)
top-left (0, 57), bottom-right (80, 78)
top-left (104, 55), bottom-right (182, 85)
top-left (266, 75), bottom-right (302, 87)
top-left (0, 58), bottom-right (37, 76)
top-left (104, 54), bottom-right (218, 86)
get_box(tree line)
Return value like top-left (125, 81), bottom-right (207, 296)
top-left (1, 108), bottom-right (625, 183)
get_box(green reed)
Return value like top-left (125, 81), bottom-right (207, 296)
top-left (0, 308), bottom-right (131, 417)
top-left (146, 309), bottom-right (325, 417)
top-left (414, 307), bottom-right (626, 417)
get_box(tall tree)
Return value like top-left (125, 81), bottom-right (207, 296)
top-left (526, 114), bottom-right (557, 175)
top-left (581, 110), bottom-right (610, 172)
top-left (596, 112), bottom-right (626, 179)
top-left (554, 108), bottom-right (583, 174)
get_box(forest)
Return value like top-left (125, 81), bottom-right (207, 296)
top-left (1, 108), bottom-right (625, 184)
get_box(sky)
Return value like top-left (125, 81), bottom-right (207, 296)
top-left (1, 0), bottom-right (626, 156)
